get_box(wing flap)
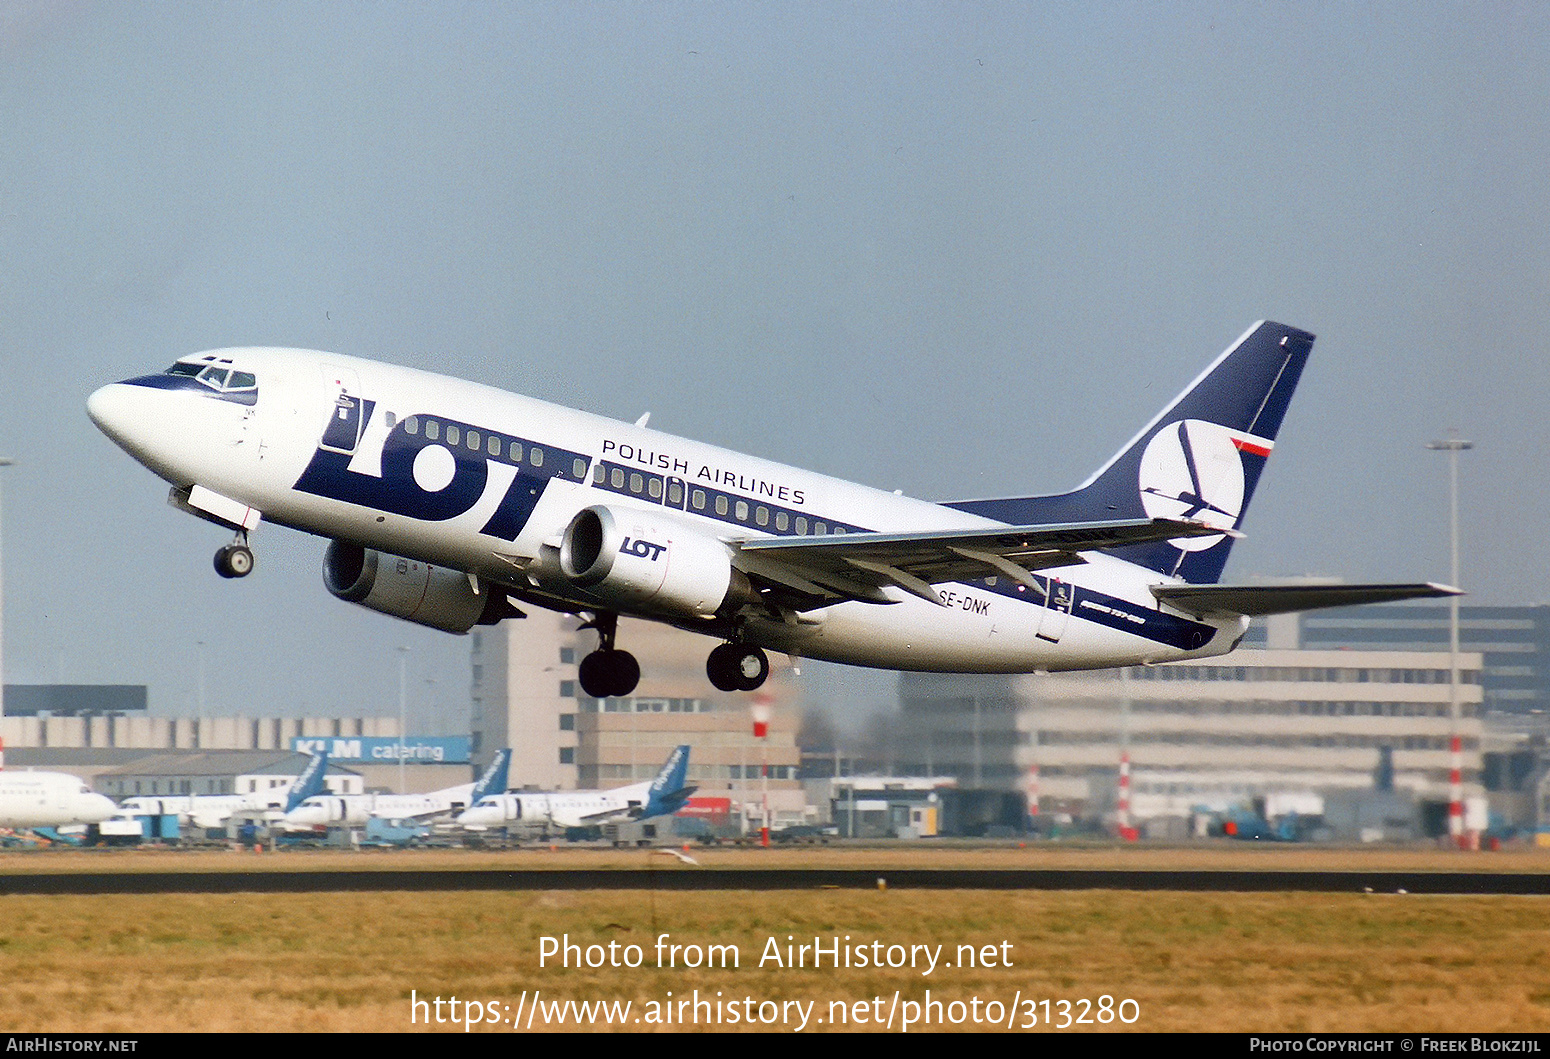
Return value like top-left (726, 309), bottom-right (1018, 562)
top-left (1151, 582), bottom-right (1462, 619)
top-left (734, 518), bottom-right (1222, 607)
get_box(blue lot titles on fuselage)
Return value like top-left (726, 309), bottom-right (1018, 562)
top-left (294, 400), bottom-right (590, 540)
top-left (602, 439), bottom-right (806, 506)
top-left (295, 400), bottom-right (809, 544)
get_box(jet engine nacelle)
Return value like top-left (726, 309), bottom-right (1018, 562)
top-left (559, 505), bottom-right (751, 618)
top-left (323, 541), bottom-right (509, 634)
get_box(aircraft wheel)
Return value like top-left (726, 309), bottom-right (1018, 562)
top-left (578, 651), bottom-right (612, 697)
top-left (733, 646), bottom-right (770, 691)
top-left (578, 649), bottom-right (640, 698)
top-left (706, 644), bottom-right (741, 692)
top-left (606, 649), bottom-right (640, 697)
top-left (707, 644), bottom-right (768, 692)
top-left (214, 544), bottom-right (255, 579)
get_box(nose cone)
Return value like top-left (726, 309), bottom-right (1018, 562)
top-left (83, 794), bottom-right (118, 825)
top-left (86, 383), bottom-right (142, 451)
top-left (88, 376), bottom-right (241, 486)
top-left (457, 806), bottom-right (497, 829)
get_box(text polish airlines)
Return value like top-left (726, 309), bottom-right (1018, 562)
top-left (457, 745), bottom-right (693, 834)
top-left (283, 748), bottom-right (511, 829)
top-left (87, 322), bottom-right (1455, 697)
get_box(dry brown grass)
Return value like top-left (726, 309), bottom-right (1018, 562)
top-left (2, 846), bottom-right (1549, 1033)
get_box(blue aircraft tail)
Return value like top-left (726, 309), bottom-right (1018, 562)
top-left (471, 749), bottom-right (512, 803)
top-left (284, 751), bottom-right (330, 813)
top-left (944, 321), bottom-right (1314, 585)
top-left (642, 745), bottom-right (694, 818)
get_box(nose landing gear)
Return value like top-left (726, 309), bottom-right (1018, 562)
top-left (576, 612), bottom-right (641, 698)
top-left (706, 643), bottom-right (770, 692)
top-left (214, 532), bottom-right (255, 579)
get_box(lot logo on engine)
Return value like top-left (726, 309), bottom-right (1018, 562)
top-left (621, 537), bottom-right (666, 561)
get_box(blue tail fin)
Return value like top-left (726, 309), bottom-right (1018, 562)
top-left (285, 751), bottom-right (329, 812)
top-left (642, 745), bottom-right (693, 817)
top-left (944, 321), bottom-right (1314, 584)
top-left (471, 749), bottom-right (512, 802)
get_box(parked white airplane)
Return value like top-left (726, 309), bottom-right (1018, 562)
top-left (0, 741), bottom-right (117, 829)
top-left (119, 750), bottom-right (330, 829)
top-left (87, 321), bottom-right (1454, 696)
top-left (457, 745), bottom-right (693, 834)
top-left (283, 748), bottom-right (510, 829)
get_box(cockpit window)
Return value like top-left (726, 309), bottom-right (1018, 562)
top-left (163, 361), bottom-right (258, 399)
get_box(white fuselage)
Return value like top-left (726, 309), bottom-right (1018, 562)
top-left (86, 348), bottom-right (1245, 673)
top-left (0, 772), bottom-right (118, 829)
top-left (458, 781), bottom-right (654, 832)
top-left (283, 784), bottom-right (476, 829)
top-left (119, 793), bottom-right (292, 829)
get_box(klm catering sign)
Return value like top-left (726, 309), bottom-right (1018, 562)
top-left (290, 736), bottom-right (470, 764)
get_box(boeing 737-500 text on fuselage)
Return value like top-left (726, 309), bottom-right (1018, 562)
top-left (87, 321), bottom-right (1456, 696)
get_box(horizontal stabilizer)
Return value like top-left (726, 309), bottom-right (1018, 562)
top-left (1151, 582), bottom-right (1462, 619)
top-left (635, 786), bottom-right (698, 819)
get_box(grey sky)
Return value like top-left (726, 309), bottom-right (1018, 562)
top-left (1, 2), bottom-right (1546, 732)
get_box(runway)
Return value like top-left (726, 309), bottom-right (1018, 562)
top-left (4, 867), bottom-right (1549, 895)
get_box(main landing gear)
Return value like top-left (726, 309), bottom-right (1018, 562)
top-left (214, 532), bottom-right (255, 579)
top-left (576, 613), bottom-right (772, 696)
top-left (577, 612), bottom-right (641, 699)
top-left (706, 643), bottom-right (770, 692)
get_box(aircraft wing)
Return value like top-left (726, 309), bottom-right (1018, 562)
top-left (733, 518), bottom-right (1225, 607)
top-left (1150, 582), bottom-right (1462, 619)
top-left (577, 803), bottom-right (639, 824)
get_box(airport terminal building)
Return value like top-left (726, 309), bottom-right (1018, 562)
top-left (899, 606), bottom-right (1499, 830)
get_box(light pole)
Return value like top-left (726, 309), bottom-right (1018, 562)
top-left (397, 646), bottom-right (410, 795)
top-left (1117, 664), bottom-right (1133, 841)
top-left (1427, 435), bottom-right (1472, 848)
top-left (0, 458), bottom-right (13, 717)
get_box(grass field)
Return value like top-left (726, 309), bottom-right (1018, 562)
top-left (1, 844), bottom-right (1547, 1033)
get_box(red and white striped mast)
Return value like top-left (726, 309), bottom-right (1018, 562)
top-left (752, 693), bottom-right (772, 848)
top-left (1117, 751), bottom-right (1131, 835)
top-left (1116, 665), bottom-right (1135, 841)
top-left (1448, 733), bottom-right (1465, 847)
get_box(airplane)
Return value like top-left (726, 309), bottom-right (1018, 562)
top-left (457, 744), bottom-right (693, 834)
top-left (86, 321), bottom-right (1457, 696)
top-left (118, 750), bottom-right (330, 829)
top-left (283, 747), bottom-right (510, 829)
top-left (0, 768), bottom-right (118, 830)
